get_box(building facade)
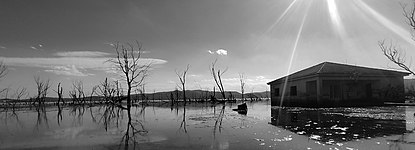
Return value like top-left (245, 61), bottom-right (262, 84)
top-left (267, 62), bottom-right (409, 107)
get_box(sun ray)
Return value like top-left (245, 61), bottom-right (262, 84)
top-left (354, 0), bottom-right (415, 45)
top-left (254, 0), bottom-right (299, 50)
top-left (280, 1), bottom-right (311, 107)
top-left (327, 0), bottom-right (347, 40)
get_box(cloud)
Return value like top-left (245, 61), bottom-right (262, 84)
top-left (54, 51), bottom-right (112, 57)
top-left (45, 65), bottom-right (93, 76)
top-left (216, 49), bottom-right (228, 55)
top-left (0, 45), bottom-right (6, 49)
top-left (0, 52), bottom-right (167, 76)
top-left (208, 49), bottom-right (228, 56)
top-left (30, 44), bottom-right (45, 51)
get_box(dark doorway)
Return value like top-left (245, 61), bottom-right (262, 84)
top-left (306, 80), bottom-right (317, 100)
top-left (366, 83), bottom-right (372, 98)
top-left (329, 84), bottom-right (342, 100)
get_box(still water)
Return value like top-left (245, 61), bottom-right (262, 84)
top-left (1, 101), bottom-right (415, 150)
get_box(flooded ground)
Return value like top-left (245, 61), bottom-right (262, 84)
top-left (1, 101), bottom-right (415, 150)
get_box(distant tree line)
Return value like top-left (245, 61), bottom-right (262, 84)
top-left (0, 41), bottom-right (270, 109)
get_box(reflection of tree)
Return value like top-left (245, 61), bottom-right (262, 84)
top-left (94, 104), bottom-right (148, 149)
top-left (57, 104), bottom-right (63, 125)
top-left (120, 106), bottom-right (148, 149)
top-left (69, 106), bottom-right (86, 125)
top-left (35, 105), bottom-right (49, 130)
top-left (178, 105), bottom-right (187, 133)
top-left (0, 107), bottom-right (22, 128)
top-left (213, 105), bottom-right (226, 136)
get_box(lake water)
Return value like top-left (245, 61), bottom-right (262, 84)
top-left (1, 101), bottom-right (415, 150)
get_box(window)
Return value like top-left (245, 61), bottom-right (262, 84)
top-left (274, 88), bottom-right (280, 96)
top-left (290, 86), bottom-right (297, 96)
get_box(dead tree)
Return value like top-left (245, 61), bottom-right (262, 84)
top-left (69, 80), bottom-right (85, 105)
top-left (0, 61), bottom-right (8, 99)
top-left (379, 2), bottom-right (415, 75)
top-left (89, 86), bottom-right (97, 105)
top-left (210, 60), bottom-right (227, 101)
top-left (114, 80), bottom-right (124, 103)
top-left (139, 84), bottom-right (147, 103)
top-left (53, 83), bottom-right (64, 105)
top-left (34, 76), bottom-right (51, 105)
top-left (379, 41), bottom-right (415, 75)
top-left (97, 78), bottom-right (117, 104)
top-left (239, 73), bottom-right (246, 101)
top-left (108, 41), bottom-right (152, 108)
top-left (0, 61), bottom-right (7, 80)
top-left (12, 87), bottom-right (28, 108)
top-left (175, 64), bottom-right (190, 104)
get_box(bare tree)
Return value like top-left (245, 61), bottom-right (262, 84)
top-left (108, 41), bottom-right (152, 108)
top-left (379, 2), bottom-right (415, 75)
top-left (176, 64), bottom-right (190, 104)
top-left (210, 60), bottom-right (227, 101)
top-left (1, 87), bottom-right (9, 99)
top-left (0, 61), bottom-right (7, 80)
top-left (89, 86), bottom-right (97, 105)
top-left (53, 83), bottom-right (64, 105)
top-left (10, 87), bottom-right (28, 108)
top-left (14, 87), bottom-right (28, 100)
top-left (239, 73), bottom-right (246, 101)
top-left (97, 78), bottom-right (118, 104)
top-left (0, 61), bottom-right (8, 97)
top-left (34, 76), bottom-right (51, 105)
top-left (114, 80), bottom-right (124, 103)
top-left (136, 84), bottom-right (146, 103)
top-left (69, 80), bottom-right (85, 105)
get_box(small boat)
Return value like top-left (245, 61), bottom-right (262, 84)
top-left (233, 103), bottom-right (248, 115)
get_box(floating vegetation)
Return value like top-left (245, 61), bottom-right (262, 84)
top-left (271, 106), bottom-right (409, 143)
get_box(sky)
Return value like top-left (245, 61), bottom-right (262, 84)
top-left (1, 0), bottom-right (415, 98)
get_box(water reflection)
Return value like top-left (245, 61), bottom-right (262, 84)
top-left (270, 106), bottom-right (415, 144)
top-left (4, 101), bottom-right (414, 149)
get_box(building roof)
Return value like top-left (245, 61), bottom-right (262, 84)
top-left (267, 62), bottom-right (410, 84)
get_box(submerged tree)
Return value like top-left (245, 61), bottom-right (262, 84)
top-left (210, 60), bottom-right (227, 101)
top-left (379, 2), bottom-right (415, 75)
top-left (69, 80), bottom-right (86, 105)
top-left (13, 87), bottom-right (28, 100)
top-left (0, 61), bottom-right (7, 81)
top-left (34, 76), bottom-right (51, 105)
top-left (175, 64), bottom-right (190, 104)
top-left (239, 73), bottom-right (246, 101)
top-left (0, 61), bottom-right (8, 96)
top-left (97, 78), bottom-right (119, 104)
top-left (108, 41), bottom-right (152, 108)
top-left (53, 83), bottom-right (64, 105)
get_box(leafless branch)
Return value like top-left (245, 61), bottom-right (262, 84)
top-left (0, 61), bottom-right (7, 80)
top-left (239, 73), bottom-right (246, 101)
top-left (175, 64), bottom-right (190, 103)
top-left (210, 59), bottom-right (227, 101)
top-left (108, 41), bottom-right (152, 106)
top-left (34, 76), bottom-right (51, 105)
top-left (379, 40), bottom-right (415, 75)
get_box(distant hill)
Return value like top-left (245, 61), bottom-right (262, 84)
top-left (1, 90), bottom-right (270, 102)
top-left (130, 90), bottom-right (270, 101)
